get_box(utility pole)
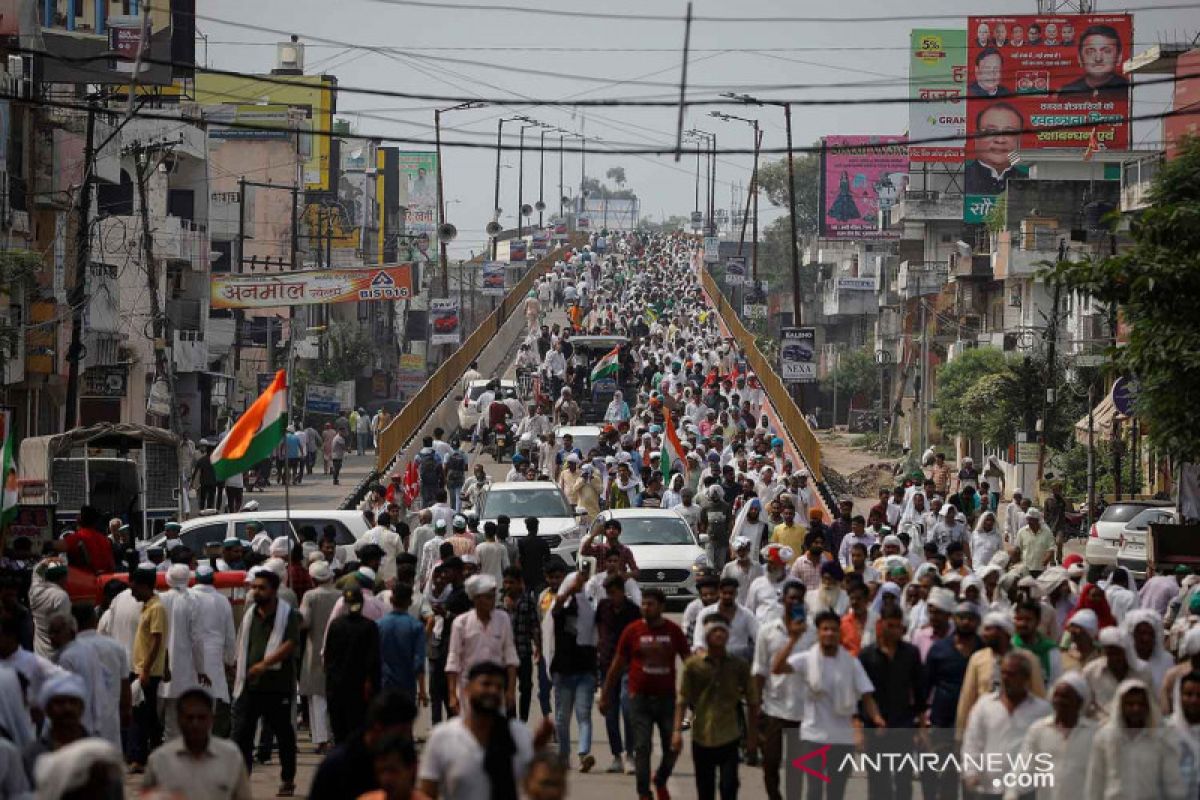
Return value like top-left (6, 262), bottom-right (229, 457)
top-left (232, 176), bottom-right (246, 406)
top-left (435, 105), bottom-right (448, 295)
top-left (64, 102), bottom-right (97, 430)
top-left (538, 128), bottom-right (546, 228)
top-left (918, 273), bottom-right (929, 453)
top-left (558, 133), bottom-right (565, 219)
top-left (1036, 241), bottom-right (1066, 483)
top-left (784, 105), bottom-right (801, 325)
top-left (133, 144), bottom-right (178, 434)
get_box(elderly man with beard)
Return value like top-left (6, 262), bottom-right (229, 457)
top-left (956, 613), bottom-right (1046, 736)
top-left (446, 573), bottom-right (519, 718)
top-left (1014, 673), bottom-right (1099, 800)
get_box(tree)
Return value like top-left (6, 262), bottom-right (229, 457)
top-left (605, 166), bottom-right (627, 189)
top-left (638, 215), bottom-right (689, 232)
top-left (821, 350), bottom-right (879, 406)
top-left (934, 347), bottom-right (1010, 439)
top-left (755, 146), bottom-right (823, 238)
top-left (1044, 137), bottom-right (1200, 463)
top-left (313, 321), bottom-right (373, 384)
top-left (581, 176), bottom-right (636, 201)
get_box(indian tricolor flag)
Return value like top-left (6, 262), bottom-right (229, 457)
top-left (590, 346), bottom-right (620, 383)
top-left (0, 410), bottom-right (17, 533)
top-left (661, 407), bottom-right (688, 484)
top-left (211, 370), bottom-right (288, 481)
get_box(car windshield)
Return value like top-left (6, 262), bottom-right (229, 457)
top-left (613, 516), bottom-right (696, 546)
top-left (1126, 507), bottom-right (1175, 530)
top-left (482, 488), bottom-right (572, 519)
top-left (1100, 504), bottom-right (1160, 524)
top-left (468, 385), bottom-right (518, 401)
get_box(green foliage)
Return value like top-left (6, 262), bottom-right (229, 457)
top-left (758, 217), bottom-right (820, 305)
top-left (822, 349), bottom-right (879, 403)
top-left (755, 147), bottom-right (822, 237)
top-left (581, 176), bottom-right (636, 201)
top-left (934, 348), bottom-right (1009, 438)
top-left (1054, 439), bottom-right (1116, 500)
top-left (1043, 137), bottom-right (1200, 462)
top-left (605, 166), bottom-right (627, 189)
top-left (983, 194), bottom-right (1007, 234)
top-left (638, 215), bottom-right (689, 232)
top-left (314, 322), bottom-right (373, 384)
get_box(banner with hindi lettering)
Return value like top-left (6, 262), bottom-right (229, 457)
top-left (211, 264), bottom-right (416, 309)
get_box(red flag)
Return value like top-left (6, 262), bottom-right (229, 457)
top-left (402, 461), bottom-right (420, 507)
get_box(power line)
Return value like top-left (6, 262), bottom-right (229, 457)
top-left (294, 0), bottom-right (1200, 24)
top-left (9, 85), bottom-right (1196, 155)
top-left (16, 43), bottom-right (1194, 110)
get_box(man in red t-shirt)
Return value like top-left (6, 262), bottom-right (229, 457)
top-left (599, 588), bottom-right (690, 799)
top-left (55, 505), bottom-right (116, 574)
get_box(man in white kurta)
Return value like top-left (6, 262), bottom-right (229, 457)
top-left (188, 566), bottom-right (238, 734)
top-left (57, 605), bottom-right (130, 749)
top-left (158, 564), bottom-right (207, 740)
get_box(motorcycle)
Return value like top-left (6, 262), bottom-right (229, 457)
top-left (491, 422), bottom-right (513, 463)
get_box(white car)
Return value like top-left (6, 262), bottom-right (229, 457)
top-left (586, 508), bottom-right (709, 602)
top-left (477, 481), bottom-right (583, 566)
top-left (149, 509), bottom-right (371, 560)
top-left (1116, 506), bottom-right (1181, 579)
top-left (555, 425), bottom-right (603, 459)
top-left (456, 380), bottom-right (520, 433)
top-left (1085, 500), bottom-right (1173, 566)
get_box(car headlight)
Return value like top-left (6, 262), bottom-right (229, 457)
top-left (692, 553), bottom-right (709, 571)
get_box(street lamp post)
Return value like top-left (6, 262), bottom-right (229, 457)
top-left (516, 121), bottom-right (541, 242)
top-left (711, 111), bottom-right (761, 279)
top-left (434, 101), bottom-right (483, 294)
top-left (686, 129), bottom-right (715, 236)
top-left (492, 117), bottom-right (521, 259)
top-left (725, 93), bottom-right (802, 326)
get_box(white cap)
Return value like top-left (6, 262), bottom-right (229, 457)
top-left (165, 563), bottom-right (191, 589)
top-left (308, 561), bottom-right (333, 583)
top-left (262, 557), bottom-right (287, 578)
top-left (465, 573), bottom-right (498, 598)
top-left (1025, 508), bottom-right (1042, 520)
top-left (982, 612), bottom-right (1015, 635)
top-left (270, 536), bottom-right (291, 557)
top-left (1068, 609), bottom-right (1099, 636)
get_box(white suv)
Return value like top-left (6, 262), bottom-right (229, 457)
top-left (477, 481), bottom-right (583, 566)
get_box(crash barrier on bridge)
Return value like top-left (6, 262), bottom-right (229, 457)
top-left (699, 266), bottom-right (828, 490)
top-left (366, 239), bottom-right (582, 484)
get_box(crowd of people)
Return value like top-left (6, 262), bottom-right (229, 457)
top-left (0, 230), bottom-right (1197, 800)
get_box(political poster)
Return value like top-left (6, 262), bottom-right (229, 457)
top-left (819, 135), bottom-right (908, 240)
top-left (211, 264), bottom-right (416, 309)
top-left (398, 152), bottom-right (439, 268)
top-left (481, 262), bottom-right (507, 296)
top-left (964, 14), bottom-right (1132, 221)
top-left (780, 327), bottom-right (817, 383)
top-left (509, 239), bottom-right (527, 263)
top-left (429, 298), bottom-right (462, 346)
top-left (909, 30), bottom-right (968, 163)
top-left (725, 256), bottom-right (748, 286)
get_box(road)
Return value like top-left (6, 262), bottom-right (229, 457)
top-left (154, 307), bottom-right (882, 799)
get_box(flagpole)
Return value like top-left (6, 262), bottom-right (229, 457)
top-left (284, 335), bottom-right (294, 550)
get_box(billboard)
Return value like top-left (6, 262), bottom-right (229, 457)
top-left (212, 264), bottom-right (416, 309)
top-left (820, 136), bottom-right (908, 240)
top-left (964, 14), bottom-right (1133, 221)
top-left (909, 30), bottom-right (968, 163)
top-left (398, 152), bottom-right (438, 268)
top-left (429, 298), bottom-right (461, 346)
top-left (481, 262), bottom-right (507, 296)
top-left (780, 327), bottom-right (817, 383)
top-left (509, 239), bottom-right (527, 263)
top-left (725, 256), bottom-right (747, 286)
top-left (304, 383), bottom-right (341, 415)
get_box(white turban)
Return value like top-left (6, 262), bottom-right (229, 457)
top-left (1068, 608), bottom-right (1099, 637)
top-left (982, 612), bottom-right (1015, 635)
top-left (1182, 627), bottom-right (1200, 658)
top-left (39, 671), bottom-right (87, 710)
top-left (1053, 671), bottom-right (1092, 706)
top-left (165, 563), bottom-right (191, 589)
top-left (927, 587), bottom-right (957, 614)
top-left (262, 557), bottom-right (287, 578)
top-left (1099, 626), bottom-right (1130, 648)
top-left (465, 573), bottom-right (498, 598)
top-left (308, 561), bottom-right (333, 584)
top-left (270, 536), bottom-right (291, 558)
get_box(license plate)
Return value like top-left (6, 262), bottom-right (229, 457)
top-left (645, 584), bottom-right (683, 595)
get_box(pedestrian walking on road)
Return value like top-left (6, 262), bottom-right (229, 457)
top-left (323, 586), bottom-right (381, 745)
top-left (356, 407), bottom-right (372, 455)
top-left (330, 428), bottom-right (347, 485)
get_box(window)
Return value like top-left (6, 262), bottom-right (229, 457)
top-left (234, 519), bottom-right (293, 540)
top-left (183, 522), bottom-right (229, 554)
top-left (305, 518), bottom-right (357, 546)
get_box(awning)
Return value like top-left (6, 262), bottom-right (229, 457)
top-left (1074, 391), bottom-right (1127, 445)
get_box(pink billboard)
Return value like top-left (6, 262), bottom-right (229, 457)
top-left (819, 135), bottom-right (909, 240)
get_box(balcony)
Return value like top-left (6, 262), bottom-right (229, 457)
top-left (892, 190), bottom-right (963, 224)
top-left (897, 261), bottom-right (948, 299)
top-left (821, 275), bottom-right (879, 318)
top-left (992, 229), bottom-right (1063, 279)
top-left (1121, 154), bottom-right (1161, 213)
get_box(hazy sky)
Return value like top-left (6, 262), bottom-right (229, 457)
top-left (202, 0), bottom-right (1194, 257)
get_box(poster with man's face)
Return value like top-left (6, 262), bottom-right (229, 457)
top-left (964, 13), bottom-right (1132, 222)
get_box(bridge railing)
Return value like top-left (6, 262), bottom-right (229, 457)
top-left (699, 266), bottom-right (824, 483)
top-left (374, 242), bottom-right (576, 474)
